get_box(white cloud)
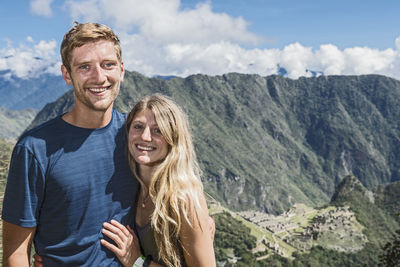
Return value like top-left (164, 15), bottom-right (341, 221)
top-left (343, 47), bottom-right (396, 75)
top-left (26, 36), bottom-right (35, 43)
top-left (279, 42), bottom-right (314, 78)
top-left (30, 0), bottom-right (54, 17)
top-left (314, 44), bottom-right (345, 75)
top-left (65, 0), bottom-right (102, 23)
top-left (66, 0), bottom-right (264, 45)
top-left (58, 0), bottom-right (400, 80)
top-left (0, 40), bottom-right (60, 78)
top-left (396, 37), bottom-right (400, 51)
top-left (6, 1), bottom-right (400, 81)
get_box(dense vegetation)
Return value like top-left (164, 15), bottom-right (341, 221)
top-left (380, 229), bottom-right (400, 266)
top-left (331, 175), bottom-right (399, 247)
top-left (281, 244), bottom-right (380, 266)
top-left (213, 212), bottom-right (258, 265)
top-left (375, 181), bottom-right (400, 224)
top-left (0, 137), bottom-right (13, 192)
top-left (0, 137), bottom-right (14, 261)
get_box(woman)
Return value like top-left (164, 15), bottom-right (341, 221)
top-left (101, 94), bottom-right (216, 267)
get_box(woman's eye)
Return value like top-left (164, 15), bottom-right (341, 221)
top-left (152, 128), bottom-right (163, 136)
top-left (132, 124), bottom-right (143, 130)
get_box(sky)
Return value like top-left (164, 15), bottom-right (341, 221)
top-left (1, 0), bottom-right (400, 80)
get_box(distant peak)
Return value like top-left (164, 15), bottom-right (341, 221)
top-left (331, 175), bottom-right (374, 204)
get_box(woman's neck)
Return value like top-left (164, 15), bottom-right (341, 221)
top-left (136, 165), bottom-right (156, 226)
top-left (138, 165), bottom-right (155, 189)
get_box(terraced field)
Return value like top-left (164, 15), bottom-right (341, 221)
top-left (209, 200), bottom-right (368, 263)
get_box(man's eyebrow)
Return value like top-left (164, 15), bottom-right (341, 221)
top-left (71, 60), bottom-right (91, 66)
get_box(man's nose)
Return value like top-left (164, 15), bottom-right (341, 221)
top-left (92, 65), bottom-right (107, 83)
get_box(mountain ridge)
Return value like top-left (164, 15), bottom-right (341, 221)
top-left (0, 107), bottom-right (38, 142)
top-left (23, 72), bottom-right (400, 215)
top-left (0, 73), bottom-right (70, 110)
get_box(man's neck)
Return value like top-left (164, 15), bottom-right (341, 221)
top-left (62, 106), bottom-right (113, 129)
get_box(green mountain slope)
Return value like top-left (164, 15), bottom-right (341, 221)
top-left (331, 175), bottom-right (399, 246)
top-left (211, 175), bottom-right (399, 266)
top-left (0, 137), bottom-right (14, 259)
top-left (375, 181), bottom-right (400, 224)
top-left (0, 137), bottom-right (13, 190)
top-left (0, 107), bottom-right (38, 141)
top-left (26, 72), bottom-right (400, 214)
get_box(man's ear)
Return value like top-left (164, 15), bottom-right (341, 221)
top-left (61, 65), bottom-right (72, 85)
top-left (120, 60), bottom-right (125, 82)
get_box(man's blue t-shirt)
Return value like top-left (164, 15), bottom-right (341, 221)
top-left (2, 110), bottom-right (138, 266)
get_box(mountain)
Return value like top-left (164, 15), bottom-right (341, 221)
top-left (0, 107), bottom-right (38, 141)
top-left (331, 175), bottom-right (399, 246)
top-left (212, 175), bottom-right (399, 266)
top-left (152, 75), bottom-right (179, 80)
top-left (0, 137), bottom-right (14, 259)
top-left (0, 137), bottom-right (13, 190)
top-left (26, 72), bottom-right (400, 215)
top-left (277, 65), bottom-right (324, 78)
top-left (375, 181), bottom-right (400, 224)
top-left (2, 72), bottom-right (400, 265)
top-left (0, 73), bottom-right (70, 110)
top-left (210, 174), bottom-right (399, 266)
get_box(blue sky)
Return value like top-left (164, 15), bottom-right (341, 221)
top-left (1, 0), bottom-right (400, 79)
top-left (184, 0), bottom-right (400, 50)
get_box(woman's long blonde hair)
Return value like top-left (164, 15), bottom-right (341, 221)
top-left (126, 94), bottom-right (204, 267)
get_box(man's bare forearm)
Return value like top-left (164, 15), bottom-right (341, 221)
top-left (2, 220), bottom-right (35, 267)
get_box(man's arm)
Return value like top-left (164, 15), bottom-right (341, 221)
top-left (2, 220), bottom-right (36, 267)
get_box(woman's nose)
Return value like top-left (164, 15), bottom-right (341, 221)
top-left (141, 126), bottom-right (152, 141)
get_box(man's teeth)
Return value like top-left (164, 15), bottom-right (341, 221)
top-left (89, 87), bottom-right (108, 92)
top-left (137, 145), bottom-right (154, 151)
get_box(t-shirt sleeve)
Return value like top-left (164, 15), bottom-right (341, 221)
top-left (2, 144), bottom-right (46, 227)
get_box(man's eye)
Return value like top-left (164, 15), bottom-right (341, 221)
top-left (79, 65), bottom-right (89, 70)
top-left (104, 62), bottom-right (116, 68)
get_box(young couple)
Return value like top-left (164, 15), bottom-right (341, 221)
top-left (2, 22), bottom-right (215, 267)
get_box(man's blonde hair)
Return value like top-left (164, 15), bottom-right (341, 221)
top-left (60, 22), bottom-right (122, 72)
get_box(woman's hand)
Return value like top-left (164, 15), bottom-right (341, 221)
top-left (101, 219), bottom-right (142, 267)
top-left (33, 253), bottom-right (43, 267)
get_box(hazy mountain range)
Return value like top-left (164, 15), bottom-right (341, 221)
top-left (1, 71), bottom-right (399, 265)
top-left (0, 72), bottom-right (70, 110)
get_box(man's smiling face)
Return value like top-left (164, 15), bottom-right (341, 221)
top-left (61, 40), bottom-right (124, 113)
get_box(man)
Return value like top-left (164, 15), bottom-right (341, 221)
top-left (2, 22), bottom-right (139, 266)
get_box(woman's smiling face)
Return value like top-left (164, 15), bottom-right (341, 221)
top-left (128, 109), bottom-right (169, 167)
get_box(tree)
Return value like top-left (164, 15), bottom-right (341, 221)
top-left (380, 229), bottom-right (400, 267)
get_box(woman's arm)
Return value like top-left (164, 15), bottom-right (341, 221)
top-left (180, 194), bottom-right (216, 267)
top-left (101, 220), bottom-right (163, 267)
